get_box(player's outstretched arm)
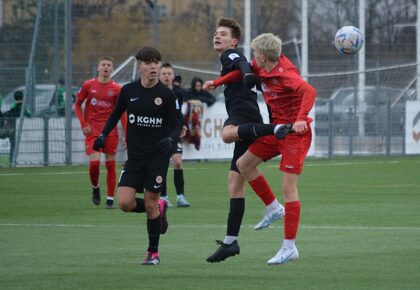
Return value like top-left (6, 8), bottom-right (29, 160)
top-left (204, 70), bottom-right (243, 90)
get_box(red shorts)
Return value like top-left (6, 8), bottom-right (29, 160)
top-left (85, 135), bottom-right (118, 155)
top-left (248, 127), bottom-right (312, 174)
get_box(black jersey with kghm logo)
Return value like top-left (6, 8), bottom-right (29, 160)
top-left (101, 80), bottom-right (182, 160)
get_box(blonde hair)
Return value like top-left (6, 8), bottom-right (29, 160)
top-left (250, 33), bottom-right (282, 62)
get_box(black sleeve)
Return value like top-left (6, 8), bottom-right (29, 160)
top-left (200, 91), bottom-right (216, 107)
top-left (167, 92), bottom-right (183, 140)
top-left (101, 86), bottom-right (127, 137)
top-left (173, 87), bottom-right (186, 107)
top-left (220, 49), bottom-right (252, 75)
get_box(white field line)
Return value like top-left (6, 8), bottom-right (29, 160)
top-left (0, 223), bottom-right (419, 231)
top-left (0, 160), bottom-right (404, 176)
top-left (269, 160), bottom-right (400, 168)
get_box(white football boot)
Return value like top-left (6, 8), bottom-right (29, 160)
top-left (254, 205), bottom-right (285, 230)
top-left (267, 244), bottom-right (299, 265)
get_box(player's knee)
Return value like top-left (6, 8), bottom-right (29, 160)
top-left (236, 158), bottom-right (246, 173)
top-left (222, 132), bottom-right (234, 143)
top-left (118, 200), bottom-right (132, 212)
top-left (144, 200), bottom-right (159, 218)
top-left (172, 157), bottom-right (182, 169)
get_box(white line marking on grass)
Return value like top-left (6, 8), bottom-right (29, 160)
top-left (0, 171), bottom-right (87, 176)
top-left (269, 160), bottom-right (400, 168)
top-left (369, 184), bottom-right (417, 188)
top-left (1, 223), bottom-right (420, 231)
top-left (0, 167), bottom-right (218, 177)
top-left (0, 160), bottom-right (406, 176)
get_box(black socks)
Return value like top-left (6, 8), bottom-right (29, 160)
top-left (174, 169), bottom-right (184, 195)
top-left (131, 198), bottom-right (146, 213)
top-left (237, 123), bottom-right (276, 142)
top-left (226, 198), bottom-right (245, 236)
top-left (147, 216), bottom-right (161, 253)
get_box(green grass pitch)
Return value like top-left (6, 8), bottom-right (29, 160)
top-left (1, 156), bottom-right (420, 290)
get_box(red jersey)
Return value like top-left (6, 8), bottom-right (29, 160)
top-left (75, 78), bottom-right (121, 137)
top-left (252, 55), bottom-right (312, 124)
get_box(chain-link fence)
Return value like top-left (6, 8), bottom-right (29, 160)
top-left (1, 0), bottom-right (418, 167)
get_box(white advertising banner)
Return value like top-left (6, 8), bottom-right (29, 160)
top-left (182, 102), bottom-right (315, 160)
top-left (405, 101), bottom-right (420, 154)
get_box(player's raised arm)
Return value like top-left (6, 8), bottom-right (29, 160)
top-left (204, 70), bottom-right (243, 90)
top-left (220, 49), bottom-right (259, 88)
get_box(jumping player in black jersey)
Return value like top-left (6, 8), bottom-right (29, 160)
top-left (205, 18), bottom-right (289, 263)
top-left (159, 62), bottom-right (191, 207)
top-left (93, 47), bottom-right (182, 266)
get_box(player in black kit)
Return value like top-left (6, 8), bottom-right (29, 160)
top-left (205, 18), bottom-right (288, 263)
top-left (93, 47), bottom-right (182, 266)
top-left (159, 62), bottom-right (191, 207)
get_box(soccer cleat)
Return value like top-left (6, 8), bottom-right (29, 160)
top-left (274, 123), bottom-right (293, 139)
top-left (159, 199), bottom-right (169, 234)
top-left (176, 194), bottom-right (191, 207)
top-left (105, 198), bottom-right (114, 209)
top-left (206, 240), bottom-right (240, 263)
top-left (267, 245), bottom-right (299, 265)
top-left (254, 206), bottom-right (285, 230)
top-left (141, 251), bottom-right (160, 266)
top-left (160, 196), bottom-right (173, 208)
top-left (92, 187), bottom-right (100, 206)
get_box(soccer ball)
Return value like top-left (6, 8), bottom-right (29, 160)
top-left (334, 26), bottom-right (364, 55)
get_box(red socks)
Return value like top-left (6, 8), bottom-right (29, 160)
top-left (89, 160), bottom-right (100, 187)
top-left (284, 201), bottom-right (301, 240)
top-left (248, 175), bottom-right (276, 206)
top-left (105, 160), bottom-right (116, 198)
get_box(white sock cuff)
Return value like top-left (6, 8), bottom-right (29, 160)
top-left (267, 199), bottom-right (282, 211)
top-left (283, 239), bottom-right (296, 248)
top-left (223, 235), bottom-right (238, 245)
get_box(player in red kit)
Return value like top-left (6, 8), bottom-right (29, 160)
top-left (74, 56), bottom-right (127, 209)
top-left (205, 33), bottom-right (316, 265)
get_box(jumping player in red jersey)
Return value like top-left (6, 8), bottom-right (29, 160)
top-left (74, 56), bottom-right (127, 209)
top-left (205, 33), bottom-right (317, 265)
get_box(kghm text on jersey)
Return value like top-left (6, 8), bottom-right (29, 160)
top-left (128, 114), bottom-right (163, 127)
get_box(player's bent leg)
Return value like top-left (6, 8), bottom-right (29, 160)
top-left (267, 172), bottom-right (301, 265)
top-left (143, 190), bottom-right (161, 265)
top-left (236, 150), bottom-right (263, 181)
top-left (222, 125), bottom-right (240, 144)
top-left (237, 151), bottom-right (285, 230)
top-left (117, 186), bottom-right (137, 212)
top-left (89, 152), bottom-right (101, 206)
top-left (104, 154), bottom-right (116, 209)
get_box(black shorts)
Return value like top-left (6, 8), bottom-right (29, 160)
top-left (118, 157), bottom-right (170, 193)
top-left (170, 137), bottom-right (183, 155)
top-left (230, 140), bottom-right (252, 172)
top-left (223, 113), bottom-right (263, 172)
top-left (224, 112), bottom-right (263, 127)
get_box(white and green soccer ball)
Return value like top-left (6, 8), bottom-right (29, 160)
top-left (334, 25), bottom-right (364, 55)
